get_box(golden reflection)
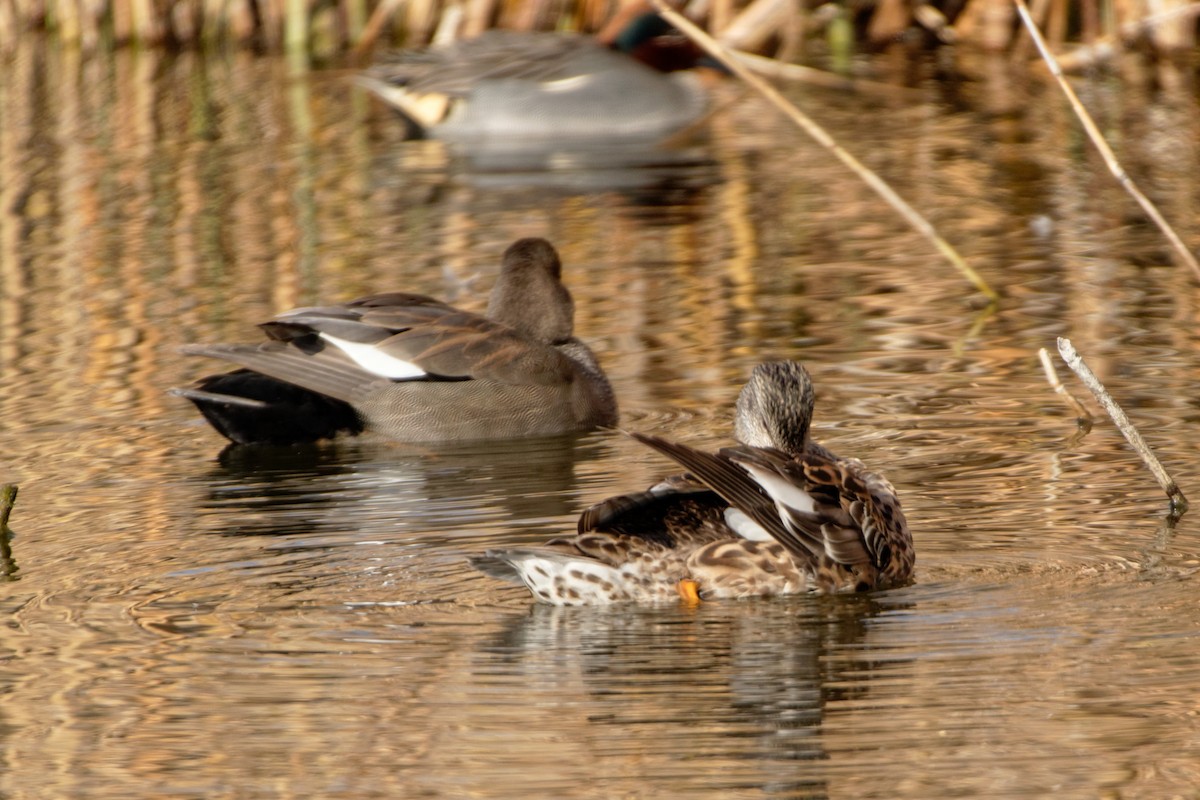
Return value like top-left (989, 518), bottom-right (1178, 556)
top-left (2, 34), bottom-right (1200, 800)
top-left (0, 47), bottom-right (33, 378)
top-left (711, 110), bottom-right (760, 345)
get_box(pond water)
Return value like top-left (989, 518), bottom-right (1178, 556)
top-left (2, 39), bottom-right (1200, 798)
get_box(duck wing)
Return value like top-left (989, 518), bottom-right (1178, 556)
top-left (627, 433), bottom-right (822, 561)
top-left (351, 308), bottom-right (575, 385)
top-left (576, 473), bottom-right (728, 548)
top-left (179, 341), bottom-right (376, 405)
top-left (719, 445), bottom-right (874, 568)
top-left (192, 292), bottom-right (581, 394)
top-left (366, 33), bottom-right (609, 95)
top-left (629, 432), bottom-right (908, 576)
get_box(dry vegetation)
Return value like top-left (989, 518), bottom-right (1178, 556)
top-left (1, 0), bottom-right (1197, 61)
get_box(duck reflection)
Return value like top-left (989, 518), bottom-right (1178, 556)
top-left (451, 144), bottom-right (720, 197)
top-left (385, 137), bottom-right (723, 219)
top-left (477, 592), bottom-right (910, 795)
top-left (189, 433), bottom-right (608, 540)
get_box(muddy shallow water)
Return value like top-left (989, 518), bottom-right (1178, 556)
top-left (2, 41), bottom-right (1199, 798)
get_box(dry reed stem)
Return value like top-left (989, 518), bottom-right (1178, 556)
top-left (733, 51), bottom-right (923, 97)
top-left (1113, 0), bottom-right (1200, 37)
top-left (262, 0), bottom-right (283, 48)
top-left (432, 3), bottom-right (463, 43)
top-left (648, 0), bottom-right (998, 302)
top-left (775, 0), bottom-right (805, 61)
top-left (867, 0), bottom-right (911, 45)
top-left (0, 485), bottom-right (14, 577)
top-left (1010, 0), bottom-right (1052, 59)
top-left (131, 0), bottom-right (162, 43)
top-left (719, 0), bottom-right (791, 51)
top-left (913, 4), bottom-right (953, 43)
top-left (1056, 337), bottom-right (1188, 514)
top-left (346, 0), bottom-right (367, 41)
top-left (1055, 2), bottom-right (1200, 70)
top-left (286, 0), bottom-right (308, 54)
top-left (0, 485), bottom-right (16, 532)
top-left (352, 0), bottom-right (404, 56)
top-left (1038, 346), bottom-right (1093, 428)
top-left (1014, 0), bottom-right (1200, 283)
top-left (464, 0), bottom-right (497, 37)
top-left (0, 3), bottom-right (16, 54)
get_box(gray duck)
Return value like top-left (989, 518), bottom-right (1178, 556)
top-left (174, 238), bottom-right (617, 445)
top-left (357, 12), bottom-right (714, 145)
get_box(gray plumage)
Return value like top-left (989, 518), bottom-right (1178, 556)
top-left (174, 238), bottom-right (617, 444)
top-left (358, 27), bottom-right (709, 144)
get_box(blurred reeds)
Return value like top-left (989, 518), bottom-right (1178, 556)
top-left (1, 0), bottom-right (1196, 60)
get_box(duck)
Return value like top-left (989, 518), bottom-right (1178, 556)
top-left (356, 11), bottom-right (714, 146)
top-left (470, 361), bottom-right (914, 605)
top-left (173, 238), bottom-right (617, 445)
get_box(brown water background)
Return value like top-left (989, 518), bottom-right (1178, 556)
top-left (2, 41), bottom-right (1199, 798)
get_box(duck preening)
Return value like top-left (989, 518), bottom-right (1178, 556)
top-left (173, 238), bottom-right (617, 445)
top-left (471, 361), bottom-right (914, 605)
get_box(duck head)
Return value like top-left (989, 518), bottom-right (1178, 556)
top-left (733, 361), bottom-right (815, 455)
top-left (603, 11), bottom-right (728, 74)
top-left (487, 237), bottom-right (575, 345)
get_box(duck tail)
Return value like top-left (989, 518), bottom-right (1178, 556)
top-left (353, 75), bottom-right (432, 139)
top-left (170, 369), bottom-right (363, 445)
top-left (465, 551), bottom-right (527, 585)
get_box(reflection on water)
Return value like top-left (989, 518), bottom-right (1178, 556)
top-left (198, 435), bottom-right (607, 540)
top-left (2, 35), bottom-right (1200, 799)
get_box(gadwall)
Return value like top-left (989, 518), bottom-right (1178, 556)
top-left (471, 361), bottom-right (913, 604)
top-left (357, 13), bottom-right (712, 145)
top-left (174, 238), bottom-right (617, 445)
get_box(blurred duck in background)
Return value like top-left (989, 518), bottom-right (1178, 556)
top-left (357, 9), bottom-right (720, 147)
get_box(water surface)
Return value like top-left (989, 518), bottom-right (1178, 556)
top-left (2, 41), bottom-right (1200, 798)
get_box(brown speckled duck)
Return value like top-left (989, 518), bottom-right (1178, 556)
top-left (470, 361), bottom-right (914, 605)
top-left (173, 238), bottom-right (617, 445)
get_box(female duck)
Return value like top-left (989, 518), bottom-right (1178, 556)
top-left (357, 12), bottom-right (713, 145)
top-left (471, 361), bottom-right (914, 604)
top-left (174, 238), bottom-right (617, 445)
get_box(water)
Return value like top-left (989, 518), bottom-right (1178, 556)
top-left (3, 40), bottom-right (1200, 798)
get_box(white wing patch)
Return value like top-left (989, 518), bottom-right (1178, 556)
top-left (724, 508), bottom-right (773, 542)
top-left (541, 74), bottom-right (593, 93)
top-left (321, 333), bottom-right (428, 380)
top-left (735, 461), bottom-right (818, 514)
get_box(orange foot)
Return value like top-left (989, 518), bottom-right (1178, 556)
top-left (677, 578), bottom-right (701, 605)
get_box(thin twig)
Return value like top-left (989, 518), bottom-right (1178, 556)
top-left (0, 484), bottom-right (15, 528)
top-left (1056, 337), bottom-right (1188, 515)
top-left (1038, 346), bottom-right (1093, 428)
top-left (647, 0), bottom-right (998, 302)
top-left (0, 484), bottom-right (17, 570)
top-left (1014, 0), bottom-right (1200, 283)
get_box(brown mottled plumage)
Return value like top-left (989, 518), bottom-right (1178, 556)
top-left (172, 238), bottom-right (617, 445)
top-left (470, 361), bottom-right (914, 605)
